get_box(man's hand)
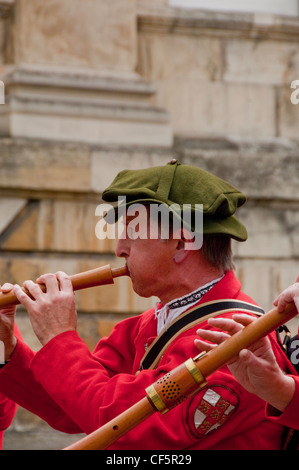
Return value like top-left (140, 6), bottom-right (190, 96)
top-left (274, 274), bottom-right (299, 312)
top-left (13, 271), bottom-right (77, 346)
top-left (0, 284), bottom-right (17, 361)
top-left (195, 314), bottom-right (295, 412)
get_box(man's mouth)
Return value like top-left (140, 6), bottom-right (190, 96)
top-left (125, 263), bottom-right (131, 277)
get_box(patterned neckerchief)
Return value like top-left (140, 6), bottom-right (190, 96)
top-left (155, 276), bottom-right (224, 335)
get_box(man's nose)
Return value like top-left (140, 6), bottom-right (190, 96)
top-left (115, 237), bottom-right (130, 258)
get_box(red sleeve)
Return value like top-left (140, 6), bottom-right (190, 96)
top-left (0, 324), bottom-right (22, 432)
top-left (266, 375), bottom-right (299, 430)
top-left (0, 394), bottom-right (17, 432)
top-left (0, 315), bottom-right (147, 436)
top-left (30, 326), bottom-right (162, 436)
top-left (0, 338), bottom-right (83, 434)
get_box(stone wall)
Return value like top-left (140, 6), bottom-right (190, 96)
top-left (0, 0), bottom-right (298, 449)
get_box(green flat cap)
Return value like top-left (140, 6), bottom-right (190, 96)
top-left (102, 160), bottom-right (247, 241)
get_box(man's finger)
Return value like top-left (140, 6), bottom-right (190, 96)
top-left (194, 338), bottom-right (215, 352)
top-left (231, 313), bottom-right (256, 326)
top-left (196, 328), bottom-right (230, 345)
top-left (207, 316), bottom-right (244, 335)
top-left (35, 273), bottom-right (59, 295)
top-left (55, 271), bottom-right (73, 292)
top-left (13, 284), bottom-right (35, 307)
top-left (1, 283), bottom-right (14, 293)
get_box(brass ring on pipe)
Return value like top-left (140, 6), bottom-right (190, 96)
top-left (184, 358), bottom-right (206, 385)
top-left (145, 384), bottom-right (168, 413)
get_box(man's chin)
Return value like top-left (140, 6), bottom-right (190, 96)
top-left (131, 282), bottom-right (153, 300)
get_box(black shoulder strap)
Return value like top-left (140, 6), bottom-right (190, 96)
top-left (138, 299), bottom-right (264, 371)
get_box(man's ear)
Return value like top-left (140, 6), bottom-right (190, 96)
top-left (173, 229), bottom-right (191, 264)
top-left (173, 240), bottom-right (189, 263)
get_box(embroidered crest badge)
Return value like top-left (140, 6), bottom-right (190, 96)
top-left (189, 386), bottom-right (239, 437)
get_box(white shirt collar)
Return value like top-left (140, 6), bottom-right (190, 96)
top-left (155, 276), bottom-right (223, 336)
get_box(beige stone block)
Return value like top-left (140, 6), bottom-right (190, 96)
top-left (0, 255), bottom-right (78, 287)
top-left (273, 263), bottom-right (299, 297)
top-left (278, 85), bottom-right (299, 140)
top-left (0, 139), bottom-right (91, 192)
top-left (0, 197), bottom-right (27, 234)
top-left (13, 313), bottom-right (42, 352)
top-left (0, 199), bottom-right (117, 253)
top-left (232, 207), bottom-right (293, 259)
top-left (14, 0), bottom-right (137, 72)
top-left (224, 39), bottom-right (299, 86)
top-left (77, 314), bottom-right (110, 351)
top-left (234, 259), bottom-right (280, 314)
top-left (176, 145), bottom-right (299, 201)
top-left (0, 200), bottom-right (40, 251)
top-left (39, 199), bottom-right (116, 253)
top-left (285, 211), bottom-right (299, 257)
top-left (235, 259), bottom-right (299, 334)
top-left (76, 276), bottom-right (124, 313)
top-left (0, 17), bottom-right (6, 64)
top-left (97, 317), bottom-right (121, 339)
top-left (268, 262), bottom-right (299, 336)
top-left (155, 79), bottom-right (275, 139)
top-left (138, 2), bottom-right (299, 43)
top-left (91, 148), bottom-right (173, 192)
top-left (138, 32), bottom-right (222, 82)
top-left (3, 100), bottom-right (172, 146)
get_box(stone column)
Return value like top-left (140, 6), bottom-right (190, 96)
top-left (0, 0), bottom-right (172, 146)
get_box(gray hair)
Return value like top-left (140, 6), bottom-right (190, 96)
top-left (200, 236), bottom-right (235, 272)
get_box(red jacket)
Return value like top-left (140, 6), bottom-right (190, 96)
top-left (0, 394), bottom-right (16, 450)
top-left (0, 271), bottom-right (293, 449)
top-left (266, 374), bottom-right (299, 433)
top-left (0, 324), bottom-right (20, 449)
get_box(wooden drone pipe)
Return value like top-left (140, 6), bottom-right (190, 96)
top-left (64, 300), bottom-right (298, 450)
top-left (0, 264), bottom-right (129, 308)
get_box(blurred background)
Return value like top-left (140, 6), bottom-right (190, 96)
top-left (0, 0), bottom-right (298, 449)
